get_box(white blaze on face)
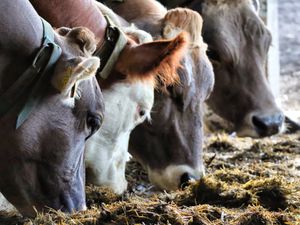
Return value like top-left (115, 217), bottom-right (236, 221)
top-left (85, 81), bottom-right (154, 194)
top-left (147, 164), bottom-right (205, 191)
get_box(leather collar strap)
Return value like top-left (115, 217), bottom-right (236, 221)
top-left (94, 15), bottom-right (127, 79)
top-left (0, 18), bottom-right (62, 129)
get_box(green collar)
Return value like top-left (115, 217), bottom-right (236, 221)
top-left (0, 18), bottom-right (62, 129)
top-left (94, 15), bottom-right (127, 79)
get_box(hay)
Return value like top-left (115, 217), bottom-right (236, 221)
top-left (1, 132), bottom-right (300, 224)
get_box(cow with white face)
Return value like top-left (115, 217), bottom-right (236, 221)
top-left (85, 81), bottom-right (153, 194)
top-left (85, 8), bottom-right (188, 194)
top-left (99, 0), bottom-right (214, 191)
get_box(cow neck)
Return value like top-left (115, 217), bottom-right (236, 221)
top-left (94, 15), bottom-right (127, 80)
top-left (0, 18), bottom-right (62, 129)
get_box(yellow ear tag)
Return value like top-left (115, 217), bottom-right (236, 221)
top-left (58, 66), bottom-right (73, 92)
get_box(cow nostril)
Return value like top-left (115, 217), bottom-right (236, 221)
top-left (252, 113), bottom-right (284, 137)
top-left (179, 172), bottom-right (195, 189)
top-left (252, 116), bottom-right (268, 131)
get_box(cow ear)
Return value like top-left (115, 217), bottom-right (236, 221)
top-left (115, 32), bottom-right (188, 87)
top-left (56, 26), bottom-right (98, 56)
top-left (51, 56), bottom-right (100, 96)
top-left (163, 8), bottom-right (204, 47)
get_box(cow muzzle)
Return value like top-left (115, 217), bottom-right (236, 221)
top-left (251, 112), bottom-right (285, 137)
top-left (237, 111), bottom-right (285, 138)
top-left (147, 164), bottom-right (205, 191)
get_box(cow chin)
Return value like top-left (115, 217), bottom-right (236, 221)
top-left (147, 164), bottom-right (205, 191)
top-left (110, 181), bottom-right (128, 195)
top-left (237, 124), bottom-right (285, 138)
top-left (98, 179), bottom-right (128, 195)
top-left (85, 136), bottom-right (131, 195)
top-left (236, 126), bottom-right (262, 138)
top-left (86, 165), bottom-right (128, 195)
top-left (86, 165), bottom-right (129, 195)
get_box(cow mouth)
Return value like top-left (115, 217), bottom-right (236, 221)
top-left (147, 164), bottom-right (205, 191)
top-left (59, 192), bottom-right (86, 213)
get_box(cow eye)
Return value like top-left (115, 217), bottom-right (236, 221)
top-left (86, 111), bottom-right (103, 140)
top-left (139, 109), bottom-right (146, 117)
top-left (207, 48), bottom-right (221, 62)
top-left (167, 86), bottom-right (184, 111)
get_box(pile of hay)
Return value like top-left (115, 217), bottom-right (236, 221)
top-left (1, 132), bottom-right (299, 224)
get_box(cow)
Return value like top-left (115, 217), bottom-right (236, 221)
top-left (100, 0), bottom-right (215, 190)
top-left (85, 24), bottom-right (189, 194)
top-left (159, 0), bottom-right (285, 138)
top-left (30, 0), bottom-right (189, 194)
top-left (0, 0), bottom-right (104, 216)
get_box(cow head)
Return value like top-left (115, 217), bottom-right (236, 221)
top-left (129, 8), bottom-right (214, 190)
top-left (0, 27), bottom-right (104, 216)
top-left (158, 0), bottom-right (284, 138)
top-left (201, 0), bottom-right (284, 137)
top-left (85, 27), bottom-right (188, 194)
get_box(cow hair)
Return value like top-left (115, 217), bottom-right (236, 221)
top-left (154, 32), bottom-right (188, 87)
top-left (56, 27), bottom-right (97, 56)
top-left (127, 32), bottom-right (189, 89)
top-left (162, 8), bottom-right (204, 48)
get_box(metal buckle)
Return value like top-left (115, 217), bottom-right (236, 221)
top-left (32, 43), bottom-right (53, 73)
top-left (106, 25), bottom-right (119, 43)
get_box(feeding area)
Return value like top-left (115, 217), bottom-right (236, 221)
top-left (0, 0), bottom-right (299, 224)
top-left (1, 133), bottom-right (300, 224)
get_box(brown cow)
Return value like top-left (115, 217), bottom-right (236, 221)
top-left (30, 0), bottom-right (189, 194)
top-left (0, 0), bottom-right (104, 217)
top-left (102, 0), bottom-right (215, 190)
top-left (159, 0), bottom-right (285, 137)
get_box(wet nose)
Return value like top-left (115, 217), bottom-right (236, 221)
top-left (252, 113), bottom-right (284, 137)
top-left (179, 172), bottom-right (196, 189)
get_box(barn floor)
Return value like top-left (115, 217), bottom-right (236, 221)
top-left (1, 132), bottom-right (299, 225)
top-left (0, 1), bottom-right (299, 224)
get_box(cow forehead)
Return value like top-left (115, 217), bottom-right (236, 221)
top-left (203, 0), bottom-right (265, 35)
top-left (104, 81), bottom-right (154, 110)
top-left (128, 82), bottom-right (154, 109)
top-left (101, 81), bottom-right (154, 133)
top-left (203, 4), bottom-right (270, 63)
